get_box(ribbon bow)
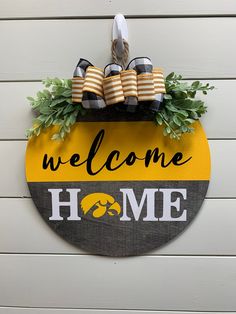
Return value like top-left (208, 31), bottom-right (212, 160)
top-left (72, 57), bottom-right (166, 112)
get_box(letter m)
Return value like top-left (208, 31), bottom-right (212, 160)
top-left (120, 188), bottom-right (159, 221)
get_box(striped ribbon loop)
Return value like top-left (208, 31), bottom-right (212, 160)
top-left (72, 77), bottom-right (84, 103)
top-left (82, 66), bottom-right (104, 97)
top-left (137, 73), bottom-right (156, 101)
top-left (103, 74), bottom-right (125, 105)
top-left (153, 68), bottom-right (166, 94)
top-left (121, 69), bottom-right (138, 98)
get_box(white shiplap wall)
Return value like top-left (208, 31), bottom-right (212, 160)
top-left (0, 1), bottom-right (236, 313)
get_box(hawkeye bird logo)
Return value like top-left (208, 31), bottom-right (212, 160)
top-left (80, 193), bottom-right (121, 218)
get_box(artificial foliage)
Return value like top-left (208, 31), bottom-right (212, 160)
top-left (26, 78), bottom-right (85, 140)
top-left (26, 74), bottom-right (214, 140)
top-left (155, 72), bottom-right (214, 139)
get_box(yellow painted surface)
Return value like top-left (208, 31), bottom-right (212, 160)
top-left (26, 121), bottom-right (210, 182)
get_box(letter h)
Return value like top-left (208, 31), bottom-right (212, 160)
top-left (48, 188), bottom-right (81, 221)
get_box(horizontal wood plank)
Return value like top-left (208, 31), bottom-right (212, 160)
top-left (0, 309), bottom-right (233, 314)
top-left (0, 198), bottom-right (235, 255)
top-left (0, 18), bottom-right (236, 80)
top-left (0, 254), bottom-right (236, 310)
top-left (0, 82), bottom-right (40, 139)
top-left (0, 140), bottom-right (235, 198)
top-left (1, 80), bottom-right (235, 140)
top-left (1, 0), bottom-right (236, 18)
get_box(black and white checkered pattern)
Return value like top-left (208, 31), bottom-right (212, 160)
top-left (73, 58), bottom-right (106, 109)
top-left (82, 92), bottom-right (106, 109)
top-left (149, 93), bottom-right (163, 112)
top-left (104, 63), bottom-right (123, 77)
top-left (127, 57), bottom-right (153, 74)
top-left (73, 58), bottom-right (92, 77)
top-left (104, 63), bottom-right (127, 110)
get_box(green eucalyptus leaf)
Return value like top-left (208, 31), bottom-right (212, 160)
top-left (66, 98), bottom-right (73, 104)
top-left (27, 96), bottom-right (35, 102)
top-left (166, 127), bottom-right (171, 134)
top-left (51, 133), bottom-right (61, 140)
top-left (40, 107), bottom-right (52, 115)
top-left (159, 72), bottom-right (214, 139)
top-left (60, 129), bottom-right (65, 139)
top-left (165, 72), bottom-right (175, 80)
top-left (62, 90), bottom-right (72, 97)
top-left (185, 118), bottom-right (195, 124)
top-left (172, 91), bottom-right (188, 99)
top-left (173, 115), bottom-right (181, 126)
top-left (63, 104), bottom-right (74, 115)
top-left (164, 94), bottom-right (172, 100)
top-left (64, 125), bottom-right (71, 133)
top-left (155, 114), bottom-right (163, 125)
top-left (50, 98), bottom-right (67, 107)
top-left (191, 81), bottom-right (200, 89)
top-left (163, 128), bottom-right (168, 136)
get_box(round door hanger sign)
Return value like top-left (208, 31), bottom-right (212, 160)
top-left (25, 120), bottom-right (210, 256)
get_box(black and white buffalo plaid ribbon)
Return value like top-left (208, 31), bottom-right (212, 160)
top-left (73, 58), bottom-right (106, 109)
top-left (72, 57), bottom-right (165, 112)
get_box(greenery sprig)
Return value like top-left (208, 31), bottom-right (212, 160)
top-left (156, 72), bottom-right (214, 139)
top-left (26, 74), bottom-right (214, 140)
top-left (26, 78), bottom-right (85, 140)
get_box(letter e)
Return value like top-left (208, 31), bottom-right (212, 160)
top-left (159, 188), bottom-right (187, 221)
